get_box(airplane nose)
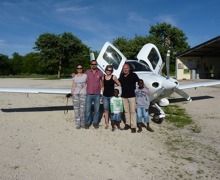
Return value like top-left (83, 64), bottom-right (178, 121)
top-left (162, 79), bottom-right (178, 89)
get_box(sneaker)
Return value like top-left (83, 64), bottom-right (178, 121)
top-left (85, 125), bottom-right (89, 129)
top-left (131, 128), bottom-right (136, 133)
top-left (137, 129), bottom-right (142, 133)
top-left (146, 127), bottom-right (154, 132)
top-left (93, 125), bottom-right (99, 129)
top-left (76, 126), bottom-right (80, 129)
top-left (123, 124), bottom-right (130, 130)
top-left (112, 128), bottom-right (116, 132)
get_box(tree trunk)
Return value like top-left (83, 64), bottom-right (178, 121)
top-left (57, 60), bottom-right (62, 79)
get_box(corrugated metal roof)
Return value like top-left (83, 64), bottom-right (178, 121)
top-left (177, 36), bottom-right (220, 57)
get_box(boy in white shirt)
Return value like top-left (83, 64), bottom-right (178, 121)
top-left (110, 89), bottom-right (123, 131)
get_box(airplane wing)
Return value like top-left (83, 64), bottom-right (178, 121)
top-left (178, 81), bottom-right (220, 90)
top-left (0, 87), bottom-right (71, 94)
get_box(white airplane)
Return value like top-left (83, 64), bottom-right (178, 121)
top-left (96, 42), bottom-right (220, 123)
top-left (1, 42), bottom-right (220, 123)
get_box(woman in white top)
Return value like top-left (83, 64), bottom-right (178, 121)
top-left (71, 64), bottom-right (87, 129)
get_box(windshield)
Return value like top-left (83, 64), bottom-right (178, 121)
top-left (126, 61), bottom-right (151, 72)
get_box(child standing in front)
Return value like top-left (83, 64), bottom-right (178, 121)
top-left (110, 89), bottom-right (123, 131)
top-left (135, 79), bottom-right (154, 133)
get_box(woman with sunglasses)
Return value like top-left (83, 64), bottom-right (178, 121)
top-left (101, 65), bottom-right (121, 129)
top-left (71, 64), bottom-right (87, 129)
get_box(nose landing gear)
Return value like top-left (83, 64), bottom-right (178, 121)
top-left (149, 103), bottom-right (165, 124)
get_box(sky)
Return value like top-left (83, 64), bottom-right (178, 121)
top-left (0, 0), bottom-right (220, 57)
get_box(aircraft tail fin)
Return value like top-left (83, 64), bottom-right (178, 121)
top-left (90, 53), bottom-right (95, 61)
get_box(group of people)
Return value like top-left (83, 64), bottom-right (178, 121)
top-left (71, 60), bottom-right (154, 133)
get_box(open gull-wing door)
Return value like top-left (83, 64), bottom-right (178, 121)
top-left (96, 42), bottom-right (127, 78)
top-left (137, 43), bottom-right (163, 74)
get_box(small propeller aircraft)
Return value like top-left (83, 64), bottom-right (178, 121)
top-left (1, 42), bottom-right (220, 123)
top-left (96, 42), bottom-right (220, 123)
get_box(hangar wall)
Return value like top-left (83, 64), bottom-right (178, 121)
top-left (176, 57), bottom-right (220, 80)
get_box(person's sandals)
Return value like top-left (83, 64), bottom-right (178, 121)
top-left (105, 125), bottom-right (109, 129)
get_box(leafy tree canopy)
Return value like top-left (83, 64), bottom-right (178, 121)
top-left (34, 32), bottom-right (90, 78)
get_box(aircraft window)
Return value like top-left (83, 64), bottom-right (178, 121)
top-left (103, 46), bottom-right (122, 70)
top-left (139, 60), bottom-right (150, 69)
top-left (148, 48), bottom-right (159, 69)
top-left (126, 61), bottom-right (151, 72)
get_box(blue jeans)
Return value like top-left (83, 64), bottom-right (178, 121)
top-left (137, 107), bottom-right (149, 123)
top-left (85, 94), bottom-right (101, 126)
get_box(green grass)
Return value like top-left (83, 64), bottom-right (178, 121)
top-left (162, 104), bottom-right (193, 128)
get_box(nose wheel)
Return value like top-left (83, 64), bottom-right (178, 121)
top-left (152, 113), bottom-right (164, 124)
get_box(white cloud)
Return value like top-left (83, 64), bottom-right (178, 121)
top-left (127, 12), bottom-right (149, 24)
top-left (0, 39), bottom-right (6, 47)
top-left (56, 5), bottom-right (92, 13)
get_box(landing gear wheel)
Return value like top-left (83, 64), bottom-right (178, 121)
top-left (152, 114), bottom-right (163, 124)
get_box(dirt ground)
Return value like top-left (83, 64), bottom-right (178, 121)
top-left (0, 78), bottom-right (219, 180)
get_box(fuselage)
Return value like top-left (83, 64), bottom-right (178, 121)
top-left (125, 60), bottom-right (179, 103)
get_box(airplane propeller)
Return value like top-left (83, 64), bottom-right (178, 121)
top-left (164, 48), bottom-right (192, 101)
top-left (173, 87), bottom-right (192, 101)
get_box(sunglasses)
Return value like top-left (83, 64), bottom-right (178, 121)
top-left (106, 69), bottom-right (112, 71)
top-left (91, 64), bottom-right (97, 65)
top-left (77, 68), bottom-right (82, 69)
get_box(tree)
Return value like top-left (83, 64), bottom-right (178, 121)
top-left (22, 52), bottom-right (42, 74)
top-left (11, 52), bottom-right (23, 75)
top-left (113, 35), bottom-right (161, 59)
top-left (0, 54), bottom-right (12, 75)
top-left (149, 22), bottom-right (190, 71)
top-left (113, 22), bottom-right (190, 73)
top-left (34, 32), bottom-right (90, 78)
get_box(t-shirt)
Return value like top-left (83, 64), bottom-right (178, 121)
top-left (119, 72), bottom-right (139, 98)
top-left (73, 74), bottom-right (87, 94)
top-left (85, 69), bottom-right (103, 94)
top-left (135, 87), bottom-right (150, 109)
top-left (110, 96), bottom-right (123, 114)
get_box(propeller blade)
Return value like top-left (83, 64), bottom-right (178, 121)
top-left (174, 88), bottom-right (192, 101)
top-left (149, 87), bottom-right (165, 101)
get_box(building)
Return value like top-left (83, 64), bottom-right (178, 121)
top-left (175, 36), bottom-right (220, 80)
